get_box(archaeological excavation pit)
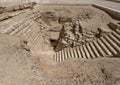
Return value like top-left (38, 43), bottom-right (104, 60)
top-left (0, 4), bottom-right (120, 63)
top-left (0, 1), bottom-right (120, 85)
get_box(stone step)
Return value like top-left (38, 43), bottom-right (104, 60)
top-left (69, 47), bottom-right (74, 58)
top-left (116, 29), bottom-right (120, 35)
top-left (64, 48), bottom-right (68, 60)
top-left (93, 40), bottom-right (106, 57)
top-left (108, 33), bottom-right (120, 46)
top-left (59, 50), bottom-right (62, 62)
top-left (80, 46), bottom-right (86, 59)
top-left (30, 29), bottom-right (43, 49)
top-left (11, 20), bottom-right (30, 35)
top-left (28, 33), bottom-right (40, 48)
top-left (5, 21), bottom-right (22, 34)
top-left (5, 12), bottom-right (39, 34)
top-left (18, 25), bottom-right (34, 39)
top-left (83, 44), bottom-right (91, 59)
top-left (86, 43), bottom-right (96, 58)
top-left (54, 30), bottom-right (120, 62)
top-left (112, 31), bottom-right (120, 40)
top-left (56, 52), bottom-right (59, 62)
top-left (28, 38), bottom-right (38, 49)
top-left (75, 47), bottom-right (82, 58)
top-left (56, 50), bottom-right (65, 62)
top-left (14, 13), bottom-right (40, 36)
top-left (97, 38), bottom-right (112, 56)
top-left (89, 41), bottom-right (100, 58)
top-left (29, 32), bottom-right (42, 49)
top-left (61, 49), bottom-right (65, 62)
top-left (10, 19), bottom-right (27, 34)
top-left (73, 47), bottom-right (78, 58)
top-left (54, 52), bottom-right (56, 62)
top-left (104, 35), bottom-right (120, 52)
top-left (16, 20), bottom-right (34, 37)
top-left (9, 13), bottom-right (39, 35)
top-left (21, 23), bottom-right (37, 40)
top-left (66, 47), bottom-right (71, 59)
top-left (27, 25), bottom-right (40, 46)
top-left (100, 37), bottom-right (117, 55)
top-left (27, 25), bottom-right (39, 40)
top-left (56, 51), bottom-right (60, 62)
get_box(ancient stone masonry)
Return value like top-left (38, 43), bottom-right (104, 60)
top-left (54, 19), bottom-right (103, 52)
top-left (0, 4), bottom-right (119, 63)
top-left (54, 22), bottom-right (120, 62)
top-left (0, 2), bottom-right (36, 22)
top-left (0, 2), bottom-right (120, 84)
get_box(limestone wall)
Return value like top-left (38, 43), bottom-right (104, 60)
top-left (93, 4), bottom-right (120, 20)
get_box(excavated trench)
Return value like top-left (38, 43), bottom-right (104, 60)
top-left (37, 5), bottom-right (120, 62)
top-left (0, 4), bottom-right (120, 63)
top-left (0, 3), bottom-right (120, 85)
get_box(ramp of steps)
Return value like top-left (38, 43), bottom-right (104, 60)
top-left (13, 19), bottom-right (42, 49)
top-left (10, 14), bottom-right (41, 35)
top-left (54, 29), bottom-right (120, 62)
top-left (2, 12), bottom-right (41, 34)
top-left (1, 12), bottom-right (44, 49)
top-left (0, 11), bottom-right (48, 51)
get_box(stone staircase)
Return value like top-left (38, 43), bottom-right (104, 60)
top-left (54, 28), bottom-right (120, 62)
top-left (0, 12), bottom-right (45, 50)
top-left (0, 12), bottom-right (40, 34)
